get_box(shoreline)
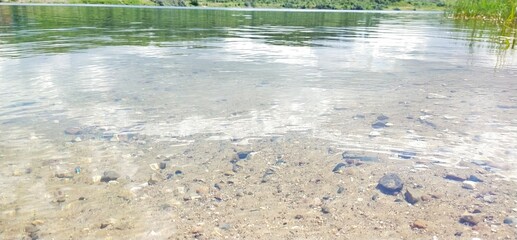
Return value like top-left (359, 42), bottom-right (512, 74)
top-left (0, 2), bottom-right (447, 12)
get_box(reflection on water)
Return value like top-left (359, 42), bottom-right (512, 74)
top-left (1, 5), bottom-right (516, 170)
top-left (0, 5), bottom-right (516, 237)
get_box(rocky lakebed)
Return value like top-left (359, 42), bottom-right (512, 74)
top-left (1, 126), bottom-right (516, 240)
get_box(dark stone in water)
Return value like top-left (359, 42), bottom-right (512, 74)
top-left (8, 101), bottom-right (37, 108)
top-left (166, 173), bottom-right (174, 180)
top-left (391, 150), bottom-right (417, 159)
top-left (444, 173), bottom-right (466, 182)
top-left (332, 163), bottom-right (347, 173)
top-left (418, 118), bottom-right (437, 129)
top-left (468, 175), bottom-right (484, 182)
top-left (275, 159), bottom-right (286, 165)
top-left (101, 171), bottom-right (120, 182)
top-left (159, 162), bottom-right (167, 170)
top-left (321, 206), bottom-right (330, 214)
top-left (261, 168), bottom-right (275, 183)
top-left (377, 114), bottom-right (389, 121)
top-left (352, 114), bottom-right (365, 119)
top-left (497, 105), bottom-right (517, 109)
top-left (371, 121), bottom-right (388, 129)
top-left (342, 151), bottom-right (379, 162)
top-left (175, 170), bottom-right (183, 175)
top-left (232, 163), bottom-right (241, 173)
top-left (377, 173), bottom-right (404, 195)
top-left (459, 214), bottom-right (480, 226)
top-left (237, 151), bottom-right (252, 160)
top-left (404, 189), bottom-right (420, 204)
top-left (503, 217), bottom-right (516, 225)
top-left (64, 127), bottom-right (82, 135)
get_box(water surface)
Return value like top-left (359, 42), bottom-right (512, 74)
top-left (0, 5), bottom-right (516, 237)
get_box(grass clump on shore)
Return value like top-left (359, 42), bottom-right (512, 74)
top-left (451, 0), bottom-right (516, 23)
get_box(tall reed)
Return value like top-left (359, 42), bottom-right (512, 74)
top-left (451, 0), bottom-right (516, 23)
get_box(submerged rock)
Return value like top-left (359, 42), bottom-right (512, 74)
top-left (377, 173), bottom-right (404, 195)
top-left (261, 168), bottom-right (275, 183)
top-left (462, 181), bottom-right (477, 190)
top-left (404, 189), bottom-right (420, 204)
top-left (371, 121), bottom-right (388, 129)
top-left (159, 162), bottom-right (167, 170)
top-left (391, 150), bottom-right (417, 159)
top-left (459, 214), bottom-right (480, 226)
top-left (444, 173), bottom-right (466, 182)
top-left (411, 219), bottom-right (428, 229)
top-left (332, 163), bottom-right (347, 173)
top-left (237, 151), bottom-right (252, 160)
top-left (342, 152), bottom-right (379, 162)
top-left (503, 217), bottom-right (516, 225)
top-left (468, 175), bottom-right (484, 182)
top-left (64, 127), bottom-right (82, 135)
top-left (101, 171), bottom-right (120, 182)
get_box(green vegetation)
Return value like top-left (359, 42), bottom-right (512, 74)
top-left (449, 0), bottom-right (516, 50)
top-left (450, 0), bottom-right (516, 23)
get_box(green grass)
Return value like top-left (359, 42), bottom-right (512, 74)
top-left (451, 0), bottom-right (516, 23)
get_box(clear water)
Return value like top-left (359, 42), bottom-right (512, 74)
top-left (0, 4), bottom-right (516, 237)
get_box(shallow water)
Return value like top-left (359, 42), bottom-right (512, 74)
top-left (0, 4), bottom-right (516, 238)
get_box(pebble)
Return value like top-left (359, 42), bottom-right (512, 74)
top-left (232, 163), bottom-right (242, 173)
top-left (337, 186), bottom-right (345, 194)
top-left (101, 171), bottom-right (120, 182)
top-left (459, 214), bottom-right (480, 226)
top-left (468, 175), bottom-right (483, 182)
top-left (332, 163), bottom-right (347, 173)
top-left (342, 152), bottom-right (379, 162)
top-left (321, 206), bottom-right (330, 214)
top-left (64, 127), bottom-right (82, 135)
top-left (369, 131), bottom-right (381, 137)
top-left (462, 181), bottom-right (477, 190)
top-left (237, 151), bottom-right (252, 160)
top-left (196, 186), bottom-right (210, 196)
top-left (427, 93), bottom-right (447, 99)
top-left (12, 169), bottom-right (22, 176)
top-left (377, 173), bottom-right (404, 195)
top-left (72, 137), bottom-right (82, 142)
top-left (445, 173), bottom-right (466, 182)
top-left (392, 150), bottom-right (417, 159)
top-left (219, 223), bottom-right (231, 230)
top-left (148, 173), bottom-right (164, 185)
top-left (159, 162), bottom-right (167, 170)
top-left (261, 168), bottom-right (275, 183)
top-left (25, 225), bottom-right (39, 239)
top-left (412, 219), bottom-right (428, 229)
top-left (377, 114), bottom-right (389, 121)
top-left (91, 175), bottom-right (102, 183)
top-left (55, 172), bottom-right (74, 179)
top-left (371, 193), bottom-right (379, 201)
top-left (404, 189), bottom-right (420, 204)
top-left (483, 195), bottom-right (496, 203)
top-left (371, 121), bottom-right (388, 129)
top-left (503, 217), bottom-right (516, 225)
